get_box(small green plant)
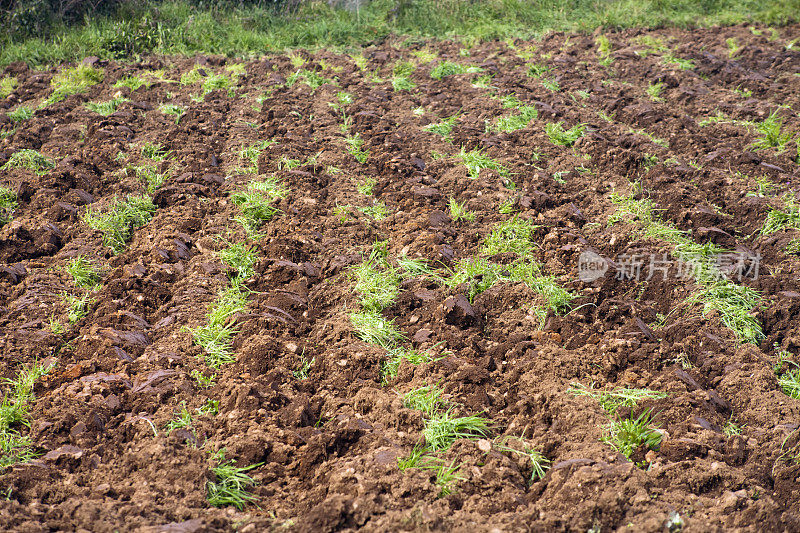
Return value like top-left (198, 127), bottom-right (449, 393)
top-left (85, 96), bottom-right (128, 116)
top-left (647, 81), bottom-right (664, 102)
top-left (540, 78), bottom-right (560, 92)
top-left (7, 106), bottom-right (33, 123)
top-left (488, 106), bottom-right (537, 133)
top-left (596, 34), bottom-right (613, 66)
top-left (752, 110), bottom-right (792, 151)
top-left (2, 149), bottom-right (55, 175)
top-left (382, 345), bottom-right (440, 381)
top-left (422, 409), bottom-right (491, 450)
top-left (545, 122), bottom-right (585, 146)
top-left (191, 369), bottom-right (216, 388)
top-left (723, 418), bottom-right (743, 437)
top-left (448, 197), bottom-right (476, 223)
top-left (358, 201), bottom-right (389, 221)
top-left (733, 85), bottom-right (752, 98)
top-left (65, 293), bottom-right (92, 324)
top-left (403, 385), bottom-right (444, 417)
top-left (113, 75), bottom-right (149, 91)
top-left (355, 176), bottom-right (376, 196)
top-left (662, 53), bottom-right (695, 70)
top-left (350, 309), bottom-right (404, 349)
top-left (286, 69), bottom-right (331, 91)
top-left (0, 186), bottom-right (17, 226)
top-left (392, 61), bottom-right (416, 91)
top-left (345, 134), bottom-right (369, 163)
top-left (602, 409), bottom-right (663, 459)
top-left (457, 147), bottom-right (508, 179)
top-left (231, 177), bottom-right (287, 236)
top-left (0, 76), bottom-right (17, 99)
top-left (493, 436), bottom-right (550, 481)
top-left (83, 196), bottom-right (156, 254)
top-left (218, 243), bottom-right (257, 284)
top-left (726, 37), bottom-right (741, 58)
top-left (350, 256), bottom-right (400, 311)
top-left (423, 115), bottom-right (458, 141)
top-left (207, 454), bottom-right (261, 510)
top-left (44, 64), bottom-right (103, 106)
top-left (0, 360), bottom-right (56, 467)
top-left (48, 317), bottom-right (65, 336)
top-left (293, 356), bottom-right (315, 380)
top-left (197, 398), bottom-right (220, 416)
top-left (527, 62), bottom-right (551, 78)
top-left (761, 195), bottom-right (800, 235)
top-left (130, 164), bottom-right (169, 194)
top-left (568, 383), bottom-right (667, 414)
top-left (190, 285), bottom-right (249, 367)
top-left (785, 238), bottom-right (800, 255)
top-left (159, 103), bottom-right (186, 124)
top-left (65, 256), bottom-right (101, 289)
top-left (430, 60), bottom-right (483, 80)
top-left (141, 142), bottom-right (172, 161)
top-left (165, 402), bottom-right (194, 435)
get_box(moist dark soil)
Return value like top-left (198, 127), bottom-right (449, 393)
top-left (1, 22), bottom-right (800, 532)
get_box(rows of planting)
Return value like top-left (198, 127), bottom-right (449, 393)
top-left (0, 24), bottom-right (798, 528)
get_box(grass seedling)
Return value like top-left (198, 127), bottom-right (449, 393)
top-left (446, 257), bottom-right (503, 302)
top-left (448, 197), bottom-right (476, 223)
top-left (423, 115), bottom-right (458, 141)
top-left (0, 360), bottom-right (56, 467)
top-left (647, 81), bottom-right (664, 102)
top-left (190, 369), bottom-right (216, 388)
top-left (527, 62), bottom-right (551, 78)
top-left (44, 64), bottom-right (103, 106)
top-left (752, 110), bottom-right (792, 151)
top-left (350, 309), bottom-right (404, 349)
top-left (65, 256), bottom-right (101, 289)
top-left (472, 74), bottom-right (493, 88)
top-left (231, 177), bottom-right (287, 236)
top-left (489, 106), bottom-right (537, 134)
top-left (358, 201), bottom-right (389, 221)
top-left (142, 142), bottom-right (172, 161)
top-left (345, 134), bottom-right (369, 163)
top-left (83, 196), bottom-right (156, 254)
top-left (113, 75), bottom-right (149, 91)
top-left (7, 106), bottom-right (33, 123)
top-left (493, 436), bottom-right (551, 482)
top-left (0, 76), bottom-right (17, 98)
top-left (165, 402), bottom-right (194, 435)
top-left (726, 37), bottom-right (741, 58)
top-left (207, 457), bottom-right (261, 510)
top-left (540, 78), bottom-right (560, 92)
top-left (355, 176), bottom-right (376, 196)
top-left (779, 369), bottom-right (800, 399)
top-left (687, 282), bottom-right (764, 344)
top-left (286, 69), bottom-right (331, 91)
top-left (65, 293), bottom-right (92, 324)
top-left (130, 164), bottom-right (169, 194)
top-left (382, 346), bottom-right (440, 381)
top-left (482, 217), bottom-right (536, 256)
top-left (786, 238), bottom-right (800, 255)
top-left (350, 258), bottom-right (400, 311)
top-left (602, 409), bottom-right (662, 459)
top-left (403, 385), bottom-right (444, 417)
top-left (545, 122), bottom-right (585, 146)
top-left (596, 34), bottom-right (613, 66)
top-left (662, 53), bottom-right (695, 70)
top-left (197, 399), bottom-right (220, 416)
top-left (392, 61), bottom-right (416, 91)
top-left (397, 255), bottom-right (440, 279)
top-left (218, 243), bottom-right (257, 284)
top-left (761, 195), bottom-right (800, 235)
top-left (85, 96), bottom-right (128, 116)
top-left (159, 104), bottom-right (185, 124)
top-left (2, 149), bottom-right (55, 175)
top-left (422, 409), bottom-right (491, 450)
top-left (190, 285), bottom-right (249, 367)
top-left (457, 147), bottom-right (508, 179)
top-left (0, 186), bottom-right (17, 226)
top-left (568, 382), bottom-right (667, 414)
top-left (434, 461), bottom-right (464, 497)
top-left (430, 61), bottom-right (482, 80)
top-left (293, 356), bottom-right (314, 380)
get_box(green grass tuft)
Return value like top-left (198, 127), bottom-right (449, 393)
top-left (44, 64), bottom-right (103, 106)
top-left (2, 149), bottom-right (55, 175)
top-left (7, 106), bottom-right (33, 123)
top-left (85, 96), bottom-right (128, 116)
top-left (231, 177), bottom-right (286, 236)
top-left (207, 456), bottom-right (261, 510)
top-left (457, 147), bottom-right (508, 179)
top-left (430, 60), bottom-right (483, 80)
top-left (545, 121), bottom-right (585, 146)
top-left (65, 256), bottom-right (102, 289)
top-left (83, 195), bottom-right (156, 254)
top-left (422, 409), bottom-right (491, 451)
top-left (601, 409), bottom-right (662, 459)
top-left (0, 185), bottom-right (17, 226)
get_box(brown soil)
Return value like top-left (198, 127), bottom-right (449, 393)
top-left (1, 22), bottom-right (800, 532)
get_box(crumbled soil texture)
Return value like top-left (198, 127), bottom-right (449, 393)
top-left (1, 22), bottom-right (800, 532)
